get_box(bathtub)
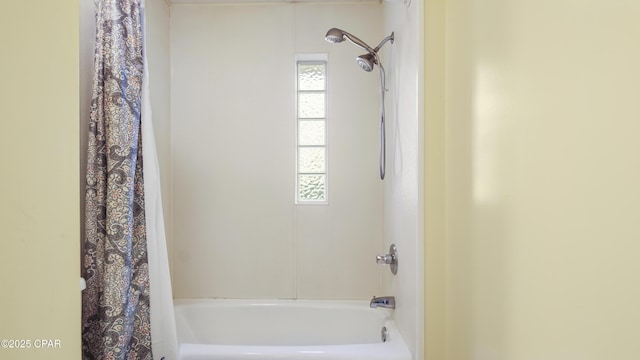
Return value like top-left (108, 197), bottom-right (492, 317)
top-left (174, 299), bottom-right (412, 360)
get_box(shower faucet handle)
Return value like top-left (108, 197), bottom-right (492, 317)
top-left (376, 244), bottom-right (398, 275)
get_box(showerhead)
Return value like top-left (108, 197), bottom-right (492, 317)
top-left (356, 53), bottom-right (376, 72)
top-left (325, 28), bottom-right (345, 43)
top-left (324, 28), bottom-right (375, 53)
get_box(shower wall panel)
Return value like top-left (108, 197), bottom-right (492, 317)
top-left (382, 1), bottom-right (423, 357)
top-left (170, 3), bottom-right (383, 299)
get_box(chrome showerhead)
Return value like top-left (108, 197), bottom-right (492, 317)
top-left (356, 53), bottom-right (376, 72)
top-left (325, 28), bottom-right (346, 43)
top-left (324, 28), bottom-right (375, 53)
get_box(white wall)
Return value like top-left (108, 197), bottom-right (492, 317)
top-left (444, 0), bottom-right (640, 359)
top-left (170, 3), bottom-right (384, 299)
top-left (382, 0), bottom-right (424, 358)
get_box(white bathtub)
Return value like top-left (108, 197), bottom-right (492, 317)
top-left (174, 299), bottom-right (412, 360)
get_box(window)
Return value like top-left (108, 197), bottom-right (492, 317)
top-left (296, 57), bottom-right (327, 204)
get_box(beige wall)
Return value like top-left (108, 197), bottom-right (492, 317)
top-left (424, 0), bottom-right (446, 358)
top-left (170, 3), bottom-right (383, 299)
top-left (0, 1), bottom-right (80, 359)
top-left (426, 0), bottom-right (640, 359)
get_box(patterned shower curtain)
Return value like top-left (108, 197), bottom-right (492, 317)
top-left (82, 0), bottom-right (153, 358)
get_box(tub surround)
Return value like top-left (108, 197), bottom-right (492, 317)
top-left (170, 3), bottom-right (384, 300)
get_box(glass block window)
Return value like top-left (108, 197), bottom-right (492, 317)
top-left (296, 59), bottom-right (327, 203)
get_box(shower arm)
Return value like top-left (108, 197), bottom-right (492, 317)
top-left (373, 33), bottom-right (395, 53)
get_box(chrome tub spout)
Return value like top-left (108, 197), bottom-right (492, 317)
top-left (370, 296), bottom-right (395, 309)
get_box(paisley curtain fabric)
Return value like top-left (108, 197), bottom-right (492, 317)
top-left (82, 0), bottom-right (153, 358)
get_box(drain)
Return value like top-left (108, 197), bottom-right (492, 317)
top-left (381, 326), bottom-right (389, 342)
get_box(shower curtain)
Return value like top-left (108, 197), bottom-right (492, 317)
top-left (82, 0), bottom-right (177, 359)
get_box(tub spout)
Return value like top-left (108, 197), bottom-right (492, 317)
top-left (370, 296), bottom-right (395, 309)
